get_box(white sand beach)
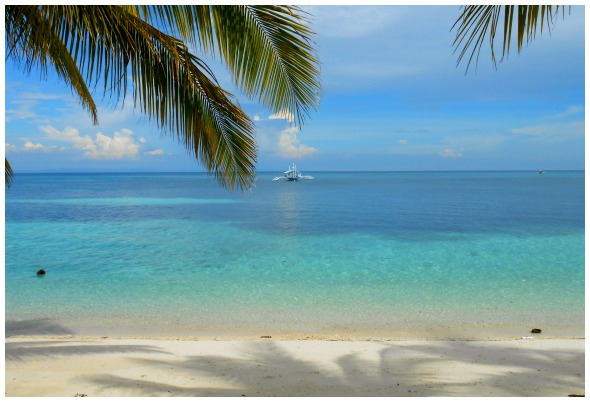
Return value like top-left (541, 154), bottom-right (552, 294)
top-left (5, 336), bottom-right (584, 397)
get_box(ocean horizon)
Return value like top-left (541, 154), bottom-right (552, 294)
top-left (11, 169), bottom-right (584, 174)
top-left (5, 170), bottom-right (585, 339)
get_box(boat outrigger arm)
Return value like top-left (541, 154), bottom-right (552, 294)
top-left (273, 163), bottom-right (314, 181)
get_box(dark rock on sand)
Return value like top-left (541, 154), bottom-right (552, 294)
top-left (531, 328), bottom-right (542, 334)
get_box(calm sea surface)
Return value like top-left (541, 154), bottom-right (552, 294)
top-left (5, 171), bottom-right (585, 338)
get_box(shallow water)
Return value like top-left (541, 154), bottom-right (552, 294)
top-left (5, 171), bottom-right (585, 338)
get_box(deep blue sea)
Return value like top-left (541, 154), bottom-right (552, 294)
top-left (5, 171), bottom-right (585, 339)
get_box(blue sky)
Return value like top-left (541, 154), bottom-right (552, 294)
top-left (4, 5), bottom-right (585, 174)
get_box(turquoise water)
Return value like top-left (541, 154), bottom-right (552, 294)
top-left (5, 171), bottom-right (585, 338)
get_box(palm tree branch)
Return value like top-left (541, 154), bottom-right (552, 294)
top-left (206, 5), bottom-right (321, 127)
top-left (5, 158), bottom-right (14, 188)
top-left (5, 5), bottom-right (98, 124)
top-left (453, 5), bottom-right (497, 71)
top-left (129, 17), bottom-right (257, 190)
top-left (453, 5), bottom-right (570, 72)
top-left (71, 6), bottom-right (257, 190)
top-left (4, 5), bottom-right (322, 190)
top-left (6, 5), bottom-right (256, 189)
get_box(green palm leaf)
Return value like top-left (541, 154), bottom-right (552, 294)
top-left (133, 6), bottom-right (321, 126)
top-left (207, 6), bottom-right (321, 126)
top-left (6, 6), bottom-right (98, 123)
top-left (453, 5), bottom-right (569, 71)
top-left (5, 5), bottom-right (321, 190)
top-left (5, 158), bottom-right (14, 188)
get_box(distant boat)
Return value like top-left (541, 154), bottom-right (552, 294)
top-left (538, 169), bottom-right (546, 174)
top-left (273, 163), bottom-right (314, 181)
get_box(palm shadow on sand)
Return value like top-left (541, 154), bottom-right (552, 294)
top-left (83, 340), bottom-right (584, 397)
top-left (6, 318), bottom-right (74, 336)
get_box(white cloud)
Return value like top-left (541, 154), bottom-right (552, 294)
top-left (41, 125), bottom-right (96, 151)
top-left (389, 134), bottom-right (505, 158)
top-left (6, 139), bottom-right (62, 153)
top-left (439, 148), bottom-right (463, 158)
top-left (253, 115), bottom-right (261, 121)
top-left (6, 100), bottom-right (39, 122)
top-left (87, 129), bottom-right (140, 160)
top-left (550, 105), bottom-right (584, 119)
top-left (145, 149), bottom-right (165, 156)
top-left (139, 137), bottom-right (147, 144)
top-left (277, 127), bottom-right (317, 159)
top-left (269, 110), bottom-right (295, 123)
top-left (20, 92), bottom-right (63, 100)
top-left (511, 121), bottom-right (584, 142)
top-left (39, 125), bottom-right (142, 160)
top-left (23, 141), bottom-right (45, 151)
top-left (305, 6), bottom-right (401, 38)
top-left (441, 134), bottom-right (505, 152)
top-left (6, 92), bottom-right (70, 122)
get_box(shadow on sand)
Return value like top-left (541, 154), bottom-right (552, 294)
top-left (80, 340), bottom-right (584, 397)
top-left (6, 318), bottom-right (170, 364)
top-left (5, 340), bottom-right (169, 363)
top-left (6, 318), bottom-right (74, 336)
top-left (5, 320), bottom-right (584, 397)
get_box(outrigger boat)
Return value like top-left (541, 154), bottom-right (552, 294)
top-left (273, 163), bottom-right (314, 181)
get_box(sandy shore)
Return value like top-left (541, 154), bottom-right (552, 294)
top-left (5, 336), bottom-right (584, 397)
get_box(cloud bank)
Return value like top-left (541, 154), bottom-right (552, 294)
top-left (145, 149), bottom-right (165, 156)
top-left (439, 148), bottom-right (463, 158)
top-left (268, 110), bottom-right (295, 123)
top-left (277, 127), bottom-right (317, 159)
top-left (40, 126), bottom-right (142, 159)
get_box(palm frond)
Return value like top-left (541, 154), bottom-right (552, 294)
top-left (5, 158), bottom-right (14, 188)
top-left (108, 6), bottom-right (257, 190)
top-left (5, 5), bottom-right (321, 190)
top-left (212, 6), bottom-right (321, 127)
top-left (6, 5), bottom-right (259, 190)
top-left (453, 5), bottom-right (570, 72)
top-left (5, 6), bottom-right (98, 123)
top-left (136, 6), bottom-right (322, 127)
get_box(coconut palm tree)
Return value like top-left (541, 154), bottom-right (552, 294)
top-left (453, 5), bottom-right (570, 71)
top-left (5, 5), bottom-right (321, 190)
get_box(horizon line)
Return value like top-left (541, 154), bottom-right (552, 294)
top-left (12, 169), bottom-right (585, 175)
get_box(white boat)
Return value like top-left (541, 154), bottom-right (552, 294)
top-left (273, 163), bottom-right (314, 181)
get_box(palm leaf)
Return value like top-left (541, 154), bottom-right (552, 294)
top-left (134, 6), bottom-right (321, 127)
top-left (6, 6), bottom-right (98, 123)
top-left (6, 6), bottom-right (262, 190)
top-left (209, 6), bottom-right (321, 127)
top-left (5, 6), bottom-right (321, 190)
top-left (5, 158), bottom-right (14, 188)
top-left (453, 5), bottom-right (569, 72)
